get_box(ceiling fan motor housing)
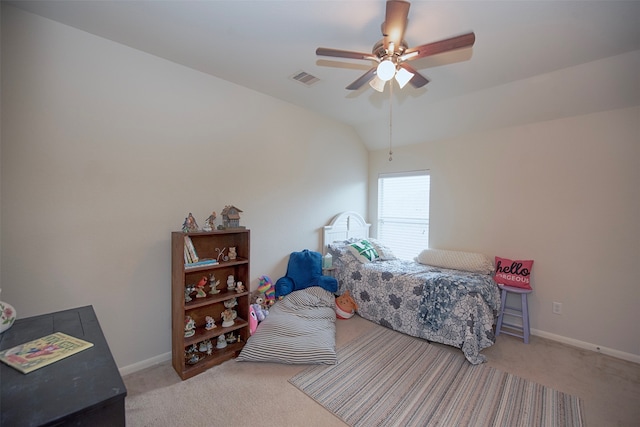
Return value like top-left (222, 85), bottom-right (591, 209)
top-left (373, 40), bottom-right (409, 63)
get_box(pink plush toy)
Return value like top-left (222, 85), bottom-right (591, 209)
top-left (249, 305), bottom-right (258, 335)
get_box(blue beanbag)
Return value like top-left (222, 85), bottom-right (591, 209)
top-left (275, 250), bottom-right (338, 297)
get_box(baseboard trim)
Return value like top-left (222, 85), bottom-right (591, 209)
top-left (531, 328), bottom-right (640, 364)
top-left (119, 351), bottom-right (172, 376)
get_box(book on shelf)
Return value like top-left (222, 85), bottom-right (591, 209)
top-left (184, 258), bottom-right (218, 269)
top-left (184, 245), bottom-right (192, 264)
top-left (184, 236), bottom-right (199, 263)
top-left (0, 332), bottom-right (94, 374)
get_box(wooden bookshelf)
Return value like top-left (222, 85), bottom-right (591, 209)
top-left (171, 229), bottom-right (250, 380)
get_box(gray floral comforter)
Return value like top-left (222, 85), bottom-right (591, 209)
top-left (328, 244), bottom-right (501, 364)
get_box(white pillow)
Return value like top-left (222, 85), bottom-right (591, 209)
top-left (347, 239), bottom-right (380, 263)
top-left (369, 239), bottom-right (396, 260)
top-left (416, 249), bottom-right (493, 274)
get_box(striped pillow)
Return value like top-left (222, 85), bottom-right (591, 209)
top-left (237, 287), bottom-right (337, 364)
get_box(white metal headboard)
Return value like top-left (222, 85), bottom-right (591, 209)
top-left (323, 211), bottom-right (371, 251)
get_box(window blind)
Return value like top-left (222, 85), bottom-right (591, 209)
top-left (377, 171), bottom-right (430, 260)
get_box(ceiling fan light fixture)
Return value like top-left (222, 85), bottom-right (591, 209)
top-left (376, 59), bottom-right (396, 81)
top-left (369, 76), bottom-right (386, 92)
top-left (395, 66), bottom-right (414, 89)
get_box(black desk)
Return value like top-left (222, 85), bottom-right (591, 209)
top-left (1, 305), bottom-right (126, 426)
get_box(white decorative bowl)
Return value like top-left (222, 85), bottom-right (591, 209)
top-left (0, 299), bottom-right (17, 333)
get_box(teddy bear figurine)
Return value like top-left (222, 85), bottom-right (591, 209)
top-left (235, 282), bottom-right (245, 293)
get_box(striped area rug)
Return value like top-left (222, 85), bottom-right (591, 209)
top-left (289, 328), bottom-right (584, 427)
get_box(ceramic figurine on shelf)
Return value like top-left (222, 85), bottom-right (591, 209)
top-left (182, 212), bottom-right (199, 233)
top-left (224, 297), bottom-right (238, 309)
top-left (221, 309), bottom-right (236, 327)
top-left (202, 211), bottom-right (217, 231)
top-left (184, 316), bottom-right (196, 338)
top-left (228, 247), bottom-right (237, 260)
top-left (187, 353), bottom-right (200, 365)
top-left (208, 274), bottom-right (221, 295)
top-left (199, 341), bottom-right (209, 352)
top-left (216, 335), bottom-right (227, 349)
top-left (224, 299), bottom-right (238, 321)
top-left (226, 275), bottom-right (235, 291)
top-left (206, 340), bottom-right (213, 355)
top-left (235, 282), bottom-right (245, 293)
top-left (205, 315), bottom-right (216, 330)
top-left (216, 247), bottom-right (227, 262)
top-left (184, 285), bottom-right (195, 303)
top-left (195, 276), bottom-right (208, 298)
top-left (226, 332), bottom-right (236, 343)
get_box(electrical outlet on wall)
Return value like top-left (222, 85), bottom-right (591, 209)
top-left (552, 301), bottom-right (562, 315)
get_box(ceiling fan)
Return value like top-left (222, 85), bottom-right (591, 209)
top-left (316, 0), bottom-right (475, 92)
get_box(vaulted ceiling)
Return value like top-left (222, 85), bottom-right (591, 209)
top-left (7, 1), bottom-right (640, 150)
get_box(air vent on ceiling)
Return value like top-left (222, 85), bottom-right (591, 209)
top-left (290, 70), bottom-right (320, 87)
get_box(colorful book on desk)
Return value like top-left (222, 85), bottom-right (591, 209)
top-left (0, 332), bottom-right (93, 374)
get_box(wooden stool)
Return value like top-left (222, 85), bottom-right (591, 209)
top-left (495, 284), bottom-right (532, 344)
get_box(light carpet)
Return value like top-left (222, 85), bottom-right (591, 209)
top-left (289, 327), bottom-right (584, 427)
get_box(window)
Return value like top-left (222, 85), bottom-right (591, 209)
top-left (377, 171), bottom-right (430, 260)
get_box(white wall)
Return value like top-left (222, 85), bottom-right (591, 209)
top-left (369, 106), bottom-right (640, 361)
top-left (0, 6), bottom-right (368, 370)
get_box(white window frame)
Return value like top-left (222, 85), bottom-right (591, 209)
top-left (377, 170), bottom-right (430, 260)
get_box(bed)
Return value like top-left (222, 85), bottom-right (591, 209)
top-left (324, 211), bottom-right (501, 364)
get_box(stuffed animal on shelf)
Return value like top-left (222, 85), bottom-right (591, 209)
top-left (335, 290), bottom-right (358, 320)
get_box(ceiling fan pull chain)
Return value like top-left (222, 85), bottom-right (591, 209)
top-left (389, 82), bottom-right (393, 162)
